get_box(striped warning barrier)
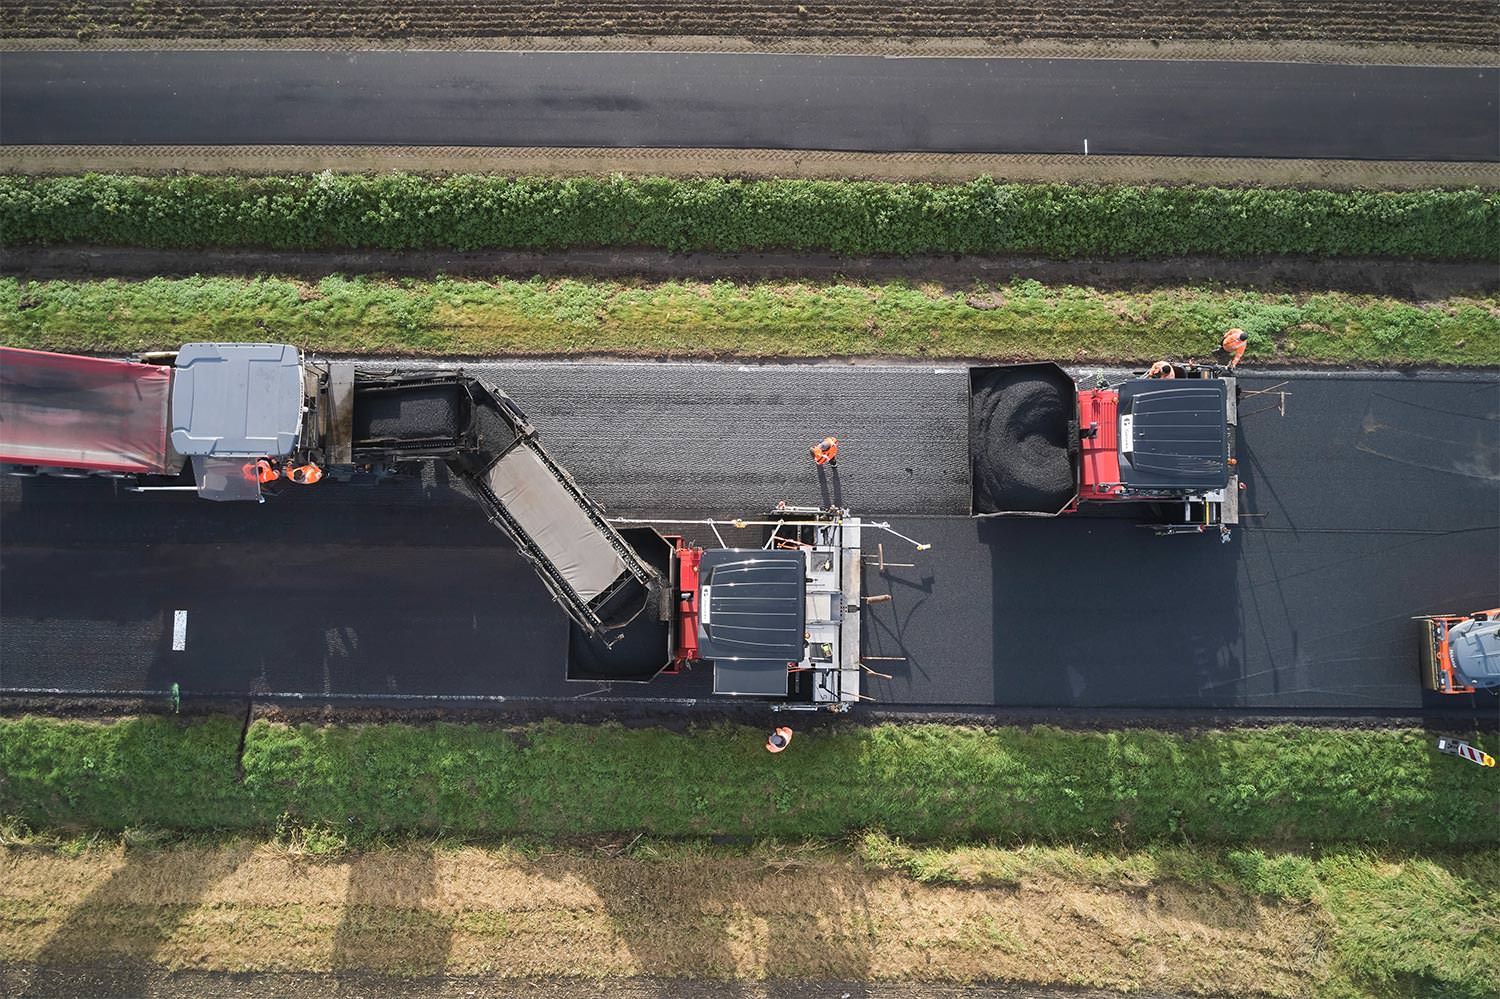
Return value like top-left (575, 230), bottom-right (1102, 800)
top-left (1437, 738), bottom-right (1496, 768)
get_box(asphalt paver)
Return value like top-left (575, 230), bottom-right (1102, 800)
top-left (2, 364), bottom-right (1496, 711)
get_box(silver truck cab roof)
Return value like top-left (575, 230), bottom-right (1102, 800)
top-left (170, 343), bottom-right (303, 458)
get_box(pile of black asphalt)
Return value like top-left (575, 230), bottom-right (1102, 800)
top-left (970, 364), bottom-right (1077, 515)
top-left (351, 380), bottom-right (466, 445)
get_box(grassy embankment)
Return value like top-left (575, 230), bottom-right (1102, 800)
top-left (2, 175), bottom-right (1494, 260)
top-left (3, 717), bottom-right (1494, 846)
top-left (1, 718), bottom-right (1496, 996)
top-left (4, 276), bottom-right (1497, 365)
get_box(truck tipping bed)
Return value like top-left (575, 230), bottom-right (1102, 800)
top-left (0, 346), bottom-right (175, 475)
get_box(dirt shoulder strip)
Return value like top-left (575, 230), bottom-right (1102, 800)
top-left (5, 145), bottom-right (1497, 190)
top-left (6, 247), bottom-right (1495, 299)
top-left (0, 34), bottom-right (1495, 67)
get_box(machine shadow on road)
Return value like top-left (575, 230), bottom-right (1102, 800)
top-left (980, 515), bottom-right (1245, 708)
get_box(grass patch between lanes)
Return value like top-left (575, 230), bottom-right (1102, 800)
top-left (3, 275), bottom-right (1497, 365)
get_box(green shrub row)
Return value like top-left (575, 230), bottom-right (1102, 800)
top-left (1, 717), bottom-right (1495, 846)
top-left (1, 173), bottom-right (1495, 259)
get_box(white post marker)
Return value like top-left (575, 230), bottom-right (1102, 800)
top-left (171, 610), bottom-right (188, 652)
top-left (1084, 138), bottom-right (1089, 156)
top-left (1437, 737), bottom-right (1495, 768)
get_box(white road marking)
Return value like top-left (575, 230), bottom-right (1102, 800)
top-left (171, 610), bottom-right (188, 652)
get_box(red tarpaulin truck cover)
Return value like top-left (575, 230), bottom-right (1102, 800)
top-left (0, 346), bottom-right (173, 474)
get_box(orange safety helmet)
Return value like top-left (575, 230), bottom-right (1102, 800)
top-left (765, 726), bottom-right (794, 753)
top-left (286, 462), bottom-right (324, 485)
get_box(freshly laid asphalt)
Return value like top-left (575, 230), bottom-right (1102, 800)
top-left (1, 51), bottom-right (1496, 160)
top-left (2, 362), bottom-right (1496, 712)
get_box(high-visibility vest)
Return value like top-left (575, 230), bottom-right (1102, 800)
top-left (1222, 328), bottom-right (1248, 366)
top-left (286, 463), bottom-right (324, 485)
top-left (812, 438), bottom-right (838, 465)
top-left (241, 458), bottom-right (279, 484)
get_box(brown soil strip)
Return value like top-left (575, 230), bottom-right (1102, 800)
top-left (0, 35), bottom-right (1493, 67)
top-left (5, 145), bottom-right (1498, 191)
top-left (6, 247), bottom-right (1495, 299)
top-left (0, 843), bottom-right (1329, 994)
top-left (2, 0), bottom-right (1496, 52)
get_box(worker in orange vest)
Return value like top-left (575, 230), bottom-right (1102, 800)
top-left (1221, 328), bottom-right (1248, 368)
top-left (766, 726), bottom-right (794, 753)
top-left (1147, 360), bottom-right (1176, 379)
top-left (285, 462), bottom-right (324, 485)
top-left (810, 437), bottom-right (838, 466)
top-left (241, 458), bottom-right (280, 483)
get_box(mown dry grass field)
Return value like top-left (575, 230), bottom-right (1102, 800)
top-left (2, 0), bottom-right (1497, 47)
top-left (2, 838), bottom-right (1495, 997)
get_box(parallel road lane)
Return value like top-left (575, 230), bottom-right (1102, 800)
top-left (1, 52), bottom-right (1495, 160)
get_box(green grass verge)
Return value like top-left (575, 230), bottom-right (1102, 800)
top-left (2, 718), bottom-right (1496, 848)
top-left (2, 174), bottom-right (1495, 259)
top-left (859, 834), bottom-right (1500, 999)
top-left (5, 275), bottom-right (1497, 365)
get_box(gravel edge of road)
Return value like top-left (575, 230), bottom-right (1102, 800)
top-left (6, 246), bottom-right (1496, 298)
top-left (4, 698), bottom-right (1494, 732)
top-left (1, 34), bottom-right (1495, 67)
top-left (4, 145), bottom-right (1497, 191)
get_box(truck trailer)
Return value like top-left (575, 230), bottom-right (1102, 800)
top-left (2, 344), bottom-right (1243, 709)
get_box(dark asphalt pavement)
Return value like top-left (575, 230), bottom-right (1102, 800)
top-left (2, 51), bottom-right (1496, 160)
top-left (2, 364), bottom-right (1496, 712)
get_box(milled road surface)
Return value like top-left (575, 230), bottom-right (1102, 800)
top-left (2, 363), bottom-right (1496, 713)
top-left (1, 51), bottom-right (1495, 160)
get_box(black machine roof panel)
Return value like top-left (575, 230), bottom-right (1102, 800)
top-left (696, 550), bottom-right (806, 661)
top-left (1117, 380), bottom-right (1230, 492)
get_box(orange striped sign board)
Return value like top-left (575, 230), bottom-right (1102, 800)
top-left (1437, 738), bottom-right (1496, 768)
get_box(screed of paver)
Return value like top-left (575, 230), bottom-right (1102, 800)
top-left (0, 844), bottom-right (1331, 994)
